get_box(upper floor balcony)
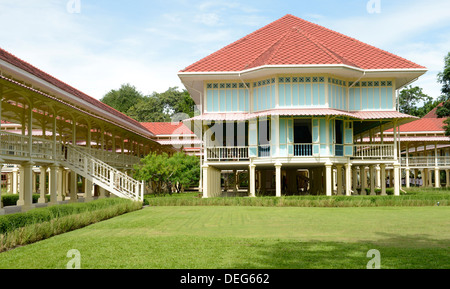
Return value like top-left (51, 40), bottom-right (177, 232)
top-left (205, 143), bottom-right (396, 162)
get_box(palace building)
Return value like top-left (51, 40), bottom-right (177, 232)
top-left (179, 14), bottom-right (428, 198)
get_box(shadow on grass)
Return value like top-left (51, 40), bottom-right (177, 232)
top-left (229, 233), bottom-right (450, 269)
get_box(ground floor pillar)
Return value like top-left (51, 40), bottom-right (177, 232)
top-left (275, 163), bottom-right (282, 197)
top-left (352, 166), bottom-right (358, 193)
top-left (249, 164), bottom-right (256, 197)
top-left (12, 166), bottom-right (18, 195)
top-left (38, 166), bottom-right (48, 204)
top-left (345, 163), bottom-right (352, 196)
top-left (57, 166), bottom-right (65, 202)
top-left (84, 178), bottom-right (94, 202)
top-left (325, 162), bottom-right (333, 196)
top-left (446, 169), bottom-right (450, 188)
top-left (49, 164), bottom-right (59, 205)
top-left (0, 159), bottom-right (4, 215)
top-left (360, 166), bottom-right (366, 195)
top-left (335, 165), bottom-right (343, 195)
top-left (370, 165), bottom-right (376, 195)
top-left (394, 163), bottom-right (400, 196)
top-left (380, 164), bottom-right (387, 196)
top-left (405, 168), bottom-right (410, 188)
top-left (376, 165), bottom-right (381, 188)
top-left (21, 162), bottom-right (36, 212)
top-left (434, 168), bottom-right (440, 188)
top-left (69, 171), bottom-right (78, 203)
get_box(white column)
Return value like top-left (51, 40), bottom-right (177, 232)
top-left (360, 166), bottom-right (366, 195)
top-left (380, 164), bottom-right (387, 196)
top-left (336, 165), bottom-right (343, 195)
top-left (38, 166), bottom-right (47, 204)
top-left (345, 163), bottom-right (352, 196)
top-left (376, 165), bottom-right (381, 188)
top-left (84, 178), bottom-right (94, 202)
top-left (69, 171), bottom-right (78, 203)
top-left (99, 187), bottom-right (106, 199)
top-left (394, 162), bottom-right (400, 196)
top-left (275, 163), bottom-right (282, 197)
top-left (12, 166), bottom-right (18, 195)
top-left (249, 164), bottom-right (256, 197)
top-left (446, 169), bottom-right (450, 188)
top-left (405, 168), bottom-right (410, 189)
top-left (325, 162), bottom-right (333, 196)
top-left (21, 161), bottom-right (36, 212)
top-left (17, 165), bottom-right (25, 205)
top-left (352, 166), bottom-right (358, 193)
top-left (370, 165), bottom-right (376, 195)
top-left (202, 164), bottom-right (209, 198)
top-left (435, 168), bottom-right (440, 188)
top-left (57, 166), bottom-right (65, 202)
top-left (49, 164), bottom-right (58, 205)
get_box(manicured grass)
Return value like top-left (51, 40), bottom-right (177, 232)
top-left (0, 206), bottom-right (448, 269)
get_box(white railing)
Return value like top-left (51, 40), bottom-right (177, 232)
top-left (84, 147), bottom-right (140, 168)
top-left (401, 156), bottom-right (450, 167)
top-left (353, 144), bottom-right (395, 159)
top-left (0, 131), bottom-right (62, 160)
top-left (64, 144), bottom-right (143, 202)
top-left (294, 144), bottom-right (313, 157)
top-left (207, 146), bottom-right (249, 161)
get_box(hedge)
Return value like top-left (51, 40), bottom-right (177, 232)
top-left (0, 198), bottom-right (140, 235)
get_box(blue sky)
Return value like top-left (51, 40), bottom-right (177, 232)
top-left (0, 0), bottom-right (449, 100)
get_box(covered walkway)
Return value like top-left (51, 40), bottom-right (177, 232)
top-left (0, 48), bottom-right (168, 214)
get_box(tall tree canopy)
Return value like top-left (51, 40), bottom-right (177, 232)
top-left (101, 85), bottom-right (196, 123)
top-left (435, 52), bottom-right (450, 135)
top-left (100, 83), bottom-right (145, 114)
top-left (398, 85), bottom-right (433, 117)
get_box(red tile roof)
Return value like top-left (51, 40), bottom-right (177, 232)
top-left (141, 122), bottom-right (194, 136)
top-left (386, 103), bottom-right (446, 133)
top-left (181, 14), bottom-right (425, 72)
top-left (0, 47), bottom-right (150, 135)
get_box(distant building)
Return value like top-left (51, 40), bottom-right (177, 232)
top-left (141, 122), bottom-right (202, 156)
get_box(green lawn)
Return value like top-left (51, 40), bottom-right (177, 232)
top-left (0, 206), bottom-right (448, 269)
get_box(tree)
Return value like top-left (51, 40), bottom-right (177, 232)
top-left (167, 153), bottom-right (200, 193)
top-left (100, 83), bottom-right (145, 114)
top-left (399, 85), bottom-right (432, 117)
top-left (127, 87), bottom-right (196, 122)
top-left (134, 152), bottom-right (200, 195)
top-left (436, 52), bottom-right (450, 136)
